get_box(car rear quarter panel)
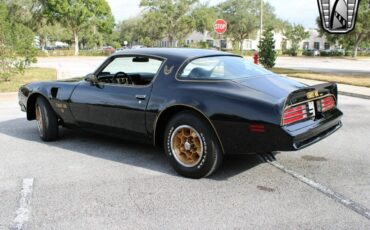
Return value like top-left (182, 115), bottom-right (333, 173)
top-left (147, 73), bottom-right (285, 155)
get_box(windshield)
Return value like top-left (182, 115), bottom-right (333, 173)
top-left (179, 56), bottom-right (272, 80)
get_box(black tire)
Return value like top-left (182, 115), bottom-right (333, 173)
top-left (164, 112), bottom-right (223, 179)
top-left (35, 96), bottom-right (59, 141)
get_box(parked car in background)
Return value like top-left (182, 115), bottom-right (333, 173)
top-left (132, 45), bottom-right (146, 49)
top-left (115, 47), bottom-right (129, 52)
top-left (303, 49), bottom-right (320, 56)
top-left (102, 46), bottom-right (115, 54)
top-left (44, 46), bottom-right (55, 51)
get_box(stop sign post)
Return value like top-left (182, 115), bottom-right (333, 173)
top-left (214, 19), bottom-right (227, 50)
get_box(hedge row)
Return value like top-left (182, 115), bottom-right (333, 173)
top-left (319, 50), bottom-right (345, 56)
top-left (37, 50), bottom-right (110, 57)
top-left (344, 50), bottom-right (370, 57)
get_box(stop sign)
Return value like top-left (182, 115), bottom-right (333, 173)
top-left (214, 19), bottom-right (227, 34)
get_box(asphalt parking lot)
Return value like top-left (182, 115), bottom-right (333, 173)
top-left (0, 94), bottom-right (369, 229)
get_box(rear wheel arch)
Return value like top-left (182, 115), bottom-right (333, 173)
top-left (153, 105), bottom-right (224, 154)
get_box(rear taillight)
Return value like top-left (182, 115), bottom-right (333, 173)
top-left (321, 96), bottom-right (336, 112)
top-left (283, 104), bottom-right (308, 126)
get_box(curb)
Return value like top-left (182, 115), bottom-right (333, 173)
top-left (338, 92), bottom-right (370, 100)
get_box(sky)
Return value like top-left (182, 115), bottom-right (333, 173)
top-left (106, 0), bottom-right (320, 28)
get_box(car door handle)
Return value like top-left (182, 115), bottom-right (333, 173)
top-left (135, 94), bottom-right (147, 100)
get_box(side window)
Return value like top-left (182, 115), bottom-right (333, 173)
top-left (179, 56), bottom-right (271, 80)
top-left (98, 56), bottom-right (163, 86)
top-left (180, 58), bottom-right (225, 79)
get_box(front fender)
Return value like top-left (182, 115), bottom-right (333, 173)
top-left (19, 81), bottom-right (80, 123)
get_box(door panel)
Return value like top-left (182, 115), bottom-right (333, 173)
top-left (70, 81), bottom-right (151, 139)
top-left (69, 55), bottom-right (164, 140)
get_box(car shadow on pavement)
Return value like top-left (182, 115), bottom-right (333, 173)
top-left (0, 118), bottom-right (263, 180)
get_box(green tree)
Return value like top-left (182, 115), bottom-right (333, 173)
top-left (317, 0), bottom-right (370, 57)
top-left (0, 3), bottom-right (37, 81)
top-left (258, 26), bottom-right (276, 68)
top-left (2, 0), bottom-right (72, 49)
top-left (104, 27), bottom-right (121, 48)
top-left (117, 18), bottom-right (142, 46)
top-left (192, 4), bottom-right (218, 33)
top-left (42, 0), bottom-right (114, 55)
top-left (284, 24), bottom-right (309, 56)
top-left (218, 0), bottom-right (276, 51)
top-left (140, 0), bottom-right (198, 47)
top-left (37, 23), bottom-right (72, 49)
top-left (274, 19), bottom-right (291, 33)
top-left (2, 0), bottom-right (43, 29)
top-left (139, 11), bottom-right (166, 47)
top-left (80, 27), bottom-right (103, 49)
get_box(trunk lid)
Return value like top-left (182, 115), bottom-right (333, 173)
top-left (233, 74), bottom-right (307, 100)
top-left (233, 74), bottom-right (339, 126)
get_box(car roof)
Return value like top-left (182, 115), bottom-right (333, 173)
top-left (112, 48), bottom-right (240, 62)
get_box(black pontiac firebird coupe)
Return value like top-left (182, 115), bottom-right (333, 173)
top-left (19, 48), bottom-right (343, 178)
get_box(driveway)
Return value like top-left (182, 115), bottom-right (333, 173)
top-left (0, 94), bottom-right (369, 229)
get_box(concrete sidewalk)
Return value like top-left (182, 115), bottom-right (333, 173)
top-left (275, 56), bottom-right (370, 74)
top-left (0, 92), bottom-right (17, 102)
top-left (288, 77), bottom-right (370, 100)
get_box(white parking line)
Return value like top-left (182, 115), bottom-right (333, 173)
top-left (269, 161), bottom-right (370, 220)
top-left (9, 178), bottom-right (34, 230)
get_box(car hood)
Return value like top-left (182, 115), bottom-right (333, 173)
top-left (232, 74), bottom-right (307, 100)
top-left (57, 77), bottom-right (84, 83)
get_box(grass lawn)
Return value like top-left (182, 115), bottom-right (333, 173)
top-left (0, 68), bottom-right (57, 93)
top-left (272, 68), bottom-right (370, 88)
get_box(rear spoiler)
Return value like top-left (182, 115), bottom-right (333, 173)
top-left (284, 82), bottom-right (338, 108)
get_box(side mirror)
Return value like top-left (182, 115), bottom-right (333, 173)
top-left (85, 73), bottom-right (99, 86)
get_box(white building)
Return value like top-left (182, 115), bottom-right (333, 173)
top-left (157, 28), bottom-right (332, 51)
top-left (234, 30), bottom-right (286, 51)
top-left (300, 28), bottom-right (331, 50)
top-left (185, 31), bottom-right (214, 46)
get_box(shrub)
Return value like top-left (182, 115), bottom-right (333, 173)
top-left (284, 48), bottom-right (298, 56)
top-left (258, 27), bottom-right (277, 68)
top-left (320, 50), bottom-right (345, 56)
top-left (357, 50), bottom-right (370, 56)
top-left (37, 49), bottom-right (108, 57)
top-left (303, 50), bottom-right (315, 56)
top-left (0, 3), bottom-right (37, 81)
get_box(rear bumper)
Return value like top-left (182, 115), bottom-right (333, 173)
top-left (214, 108), bottom-right (343, 154)
top-left (293, 121), bottom-right (342, 149)
top-left (281, 108), bottom-right (343, 151)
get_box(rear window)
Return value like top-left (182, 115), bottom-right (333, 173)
top-left (178, 56), bottom-right (272, 80)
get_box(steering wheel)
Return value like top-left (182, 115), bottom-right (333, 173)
top-left (113, 71), bottom-right (133, 85)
